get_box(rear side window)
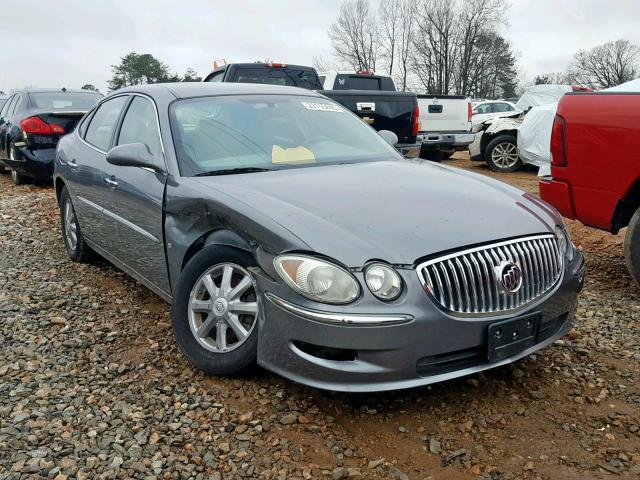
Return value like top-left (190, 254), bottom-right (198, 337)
top-left (232, 68), bottom-right (322, 89)
top-left (476, 104), bottom-right (491, 114)
top-left (117, 96), bottom-right (162, 157)
top-left (206, 70), bottom-right (225, 82)
top-left (84, 96), bottom-right (129, 151)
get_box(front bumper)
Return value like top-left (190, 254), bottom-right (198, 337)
top-left (254, 252), bottom-right (585, 392)
top-left (1, 145), bottom-right (56, 180)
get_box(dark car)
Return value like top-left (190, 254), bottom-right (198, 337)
top-left (0, 88), bottom-right (102, 184)
top-left (203, 62), bottom-right (324, 89)
top-left (54, 82), bottom-right (584, 392)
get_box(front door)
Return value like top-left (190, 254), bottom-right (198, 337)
top-left (101, 95), bottom-right (170, 295)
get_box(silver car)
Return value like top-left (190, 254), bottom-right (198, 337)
top-left (54, 82), bottom-right (585, 392)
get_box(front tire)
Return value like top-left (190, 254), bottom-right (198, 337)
top-left (625, 207), bottom-right (640, 287)
top-left (60, 186), bottom-right (95, 262)
top-left (485, 135), bottom-right (522, 172)
top-left (171, 247), bottom-right (259, 375)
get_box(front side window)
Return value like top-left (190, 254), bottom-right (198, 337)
top-left (117, 96), bottom-right (162, 157)
top-left (84, 96), bottom-right (129, 151)
top-left (29, 91), bottom-right (102, 111)
top-left (170, 95), bottom-right (401, 176)
top-left (492, 103), bottom-right (512, 113)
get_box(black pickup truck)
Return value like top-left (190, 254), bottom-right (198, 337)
top-left (203, 63), bottom-right (420, 156)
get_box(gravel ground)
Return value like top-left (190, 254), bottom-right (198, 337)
top-left (1, 155), bottom-right (639, 480)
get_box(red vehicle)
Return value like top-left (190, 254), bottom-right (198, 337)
top-left (540, 92), bottom-right (640, 286)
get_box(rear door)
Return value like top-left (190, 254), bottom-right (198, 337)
top-left (67, 95), bottom-right (130, 242)
top-left (102, 94), bottom-right (170, 294)
top-left (0, 95), bottom-right (15, 159)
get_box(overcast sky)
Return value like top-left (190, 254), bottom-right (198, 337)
top-left (1, 0), bottom-right (639, 93)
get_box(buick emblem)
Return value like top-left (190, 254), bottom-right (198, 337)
top-left (495, 261), bottom-right (523, 293)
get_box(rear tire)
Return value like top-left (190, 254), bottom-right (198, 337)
top-left (171, 247), bottom-right (259, 376)
top-left (441, 149), bottom-right (455, 159)
top-left (625, 207), bottom-right (640, 287)
top-left (60, 186), bottom-right (95, 262)
top-left (8, 143), bottom-right (29, 185)
top-left (485, 135), bottom-right (522, 172)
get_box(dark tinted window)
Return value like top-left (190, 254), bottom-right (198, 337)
top-left (232, 67), bottom-right (322, 89)
top-left (332, 75), bottom-right (395, 91)
top-left (29, 91), bottom-right (101, 111)
top-left (475, 103), bottom-right (491, 114)
top-left (0, 97), bottom-right (12, 118)
top-left (84, 96), bottom-right (128, 151)
top-left (207, 70), bottom-right (225, 82)
top-left (117, 96), bottom-right (162, 157)
top-left (5, 95), bottom-right (20, 116)
top-left (492, 103), bottom-right (513, 113)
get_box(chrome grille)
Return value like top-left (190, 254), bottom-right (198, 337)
top-left (417, 235), bottom-right (563, 316)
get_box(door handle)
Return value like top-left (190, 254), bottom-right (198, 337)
top-left (104, 177), bottom-right (118, 188)
top-left (68, 159), bottom-right (78, 169)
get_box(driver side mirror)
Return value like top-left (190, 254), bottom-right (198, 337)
top-left (378, 129), bottom-right (399, 146)
top-left (106, 143), bottom-right (165, 173)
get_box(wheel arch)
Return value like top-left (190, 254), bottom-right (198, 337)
top-left (612, 176), bottom-right (640, 234)
top-left (481, 130), bottom-right (517, 159)
top-left (54, 177), bottom-right (66, 204)
top-left (180, 229), bottom-right (253, 273)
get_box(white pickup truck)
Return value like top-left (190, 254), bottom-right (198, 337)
top-left (416, 94), bottom-right (475, 160)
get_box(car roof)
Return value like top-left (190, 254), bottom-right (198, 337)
top-left (20, 88), bottom-right (99, 94)
top-left (113, 82), bottom-right (323, 99)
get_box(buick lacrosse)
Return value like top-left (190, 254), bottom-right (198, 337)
top-left (54, 83), bottom-right (585, 392)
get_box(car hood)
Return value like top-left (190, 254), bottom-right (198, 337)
top-left (194, 160), bottom-right (559, 267)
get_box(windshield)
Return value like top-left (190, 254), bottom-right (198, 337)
top-left (29, 91), bottom-right (102, 111)
top-left (233, 68), bottom-right (322, 89)
top-left (170, 95), bottom-right (401, 176)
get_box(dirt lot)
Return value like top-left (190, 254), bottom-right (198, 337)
top-left (1, 154), bottom-right (639, 480)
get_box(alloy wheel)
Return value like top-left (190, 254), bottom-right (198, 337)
top-left (188, 263), bottom-right (258, 353)
top-left (63, 199), bottom-right (78, 252)
top-left (491, 142), bottom-right (519, 168)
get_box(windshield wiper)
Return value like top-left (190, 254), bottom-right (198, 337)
top-left (194, 167), bottom-right (276, 177)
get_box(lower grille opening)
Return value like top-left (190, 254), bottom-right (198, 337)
top-left (416, 346), bottom-right (485, 377)
top-left (539, 312), bottom-right (568, 341)
top-left (293, 341), bottom-right (357, 361)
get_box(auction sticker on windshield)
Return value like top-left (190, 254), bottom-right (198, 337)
top-left (301, 102), bottom-right (343, 113)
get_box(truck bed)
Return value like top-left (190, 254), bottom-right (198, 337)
top-left (319, 90), bottom-right (418, 145)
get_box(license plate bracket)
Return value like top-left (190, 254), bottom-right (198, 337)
top-left (487, 312), bottom-right (541, 362)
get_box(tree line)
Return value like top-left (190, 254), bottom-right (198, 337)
top-left (326, 0), bottom-right (517, 98)
top-left (534, 39), bottom-right (640, 89)
top-left (107, 52), bottom-right (202, 92)
top-left (326, 0), bottom-right (640, 97)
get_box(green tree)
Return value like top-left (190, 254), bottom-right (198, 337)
top-left (181, 68), bottom-right (202, 82)
top-left (108, 52), bottom-right (172, 91)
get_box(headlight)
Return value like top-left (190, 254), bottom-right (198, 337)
top-left (274, 255), bottom-right (360, 304)
top-left (365, 263), bottom-right (402, 300)
top-left (555, 225), bottom-right (574, 261)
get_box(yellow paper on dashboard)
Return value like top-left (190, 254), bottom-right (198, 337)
top-left (271, 145), bottom-right (316, 164)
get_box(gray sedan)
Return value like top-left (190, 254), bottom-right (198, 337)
top-left (54, 83), bottom-right (585, 392)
